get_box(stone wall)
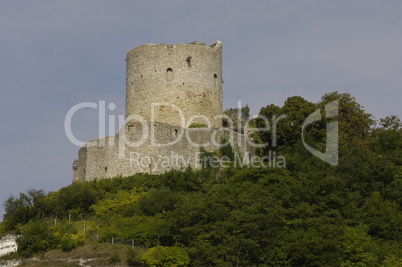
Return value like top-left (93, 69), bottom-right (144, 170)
top-left (74, 122), bottom-right (253, 181)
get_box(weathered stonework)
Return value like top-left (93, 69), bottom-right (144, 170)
top-left (74, 122), bottom-right (252, 181)
top-left (125, 41), bottom-right (223, 128)
top-left (74, 41), bottom-right (253, 182)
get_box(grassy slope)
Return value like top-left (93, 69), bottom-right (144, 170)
top-left (0, 239), bottom-right (145, 267)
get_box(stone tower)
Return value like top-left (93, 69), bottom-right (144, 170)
top-left (125, 41), bottom-right (223, 128)
top-left (73, 40), bottom-right (253, 182)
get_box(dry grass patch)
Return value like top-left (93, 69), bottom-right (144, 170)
top-left (1, 239), bottom-right (146, 267)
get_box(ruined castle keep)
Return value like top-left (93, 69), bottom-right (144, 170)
top-left (73, 41), bottom-right (252, 182)
top-left (126, 41), bottom-right (223, 128)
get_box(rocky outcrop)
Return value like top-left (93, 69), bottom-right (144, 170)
top-left (0, 235), bottom-right (17, 257)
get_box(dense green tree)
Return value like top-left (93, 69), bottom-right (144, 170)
top-left (54, 181), bottom-right (99, 217)
top-left (361, 192), bottom-right (402, 241)
top-left (138, 188), bottom-right (177, 216)
top-left (340, 225), bottom-right (378, 266)
top-left (2, 189), bottom-right (45, 231)
top-left (379, 115), bottom-right (401, 130)
top-left (319, 91), bottom-right (375, 140)
top-left (257, 96), bottom-right (323, 156)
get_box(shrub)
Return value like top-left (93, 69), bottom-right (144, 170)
top-left (59, 233), bottom-right (85, 252)
top-left (126, 248), bottom-right (141, 266)
top-left (219, 138), bottom-right (234, 161)
top-left (53, 224), bottom-right (84, 252)
top-left (17, 221), bottom-right (55, 257)
top-left (109, 251), bottom-right (121, 263)
top-left (140, 245), bottom-right (190, 267)
top-left (0, 222), bottom-right (6, 236)
top-left (140, 246), bottom-right (163, 266)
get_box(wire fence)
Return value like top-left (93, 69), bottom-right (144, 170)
top-left (104, 238), bottom-right (148, 250)
top-left (39, 215), bottom-right (148, 250)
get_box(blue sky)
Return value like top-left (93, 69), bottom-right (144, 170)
top-left (1, 1), bottom-right (401, 218)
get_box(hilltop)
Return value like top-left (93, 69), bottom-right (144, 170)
top-left (1, 92), bottom-right (401, 266)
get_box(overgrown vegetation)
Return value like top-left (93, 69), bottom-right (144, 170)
top-left (1, 92), bottom-right (401, 266)
top-left (188, 123), bottom-right (208, 128)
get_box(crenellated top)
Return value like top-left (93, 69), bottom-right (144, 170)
top-left (127, 40), bottom-right (222, 54)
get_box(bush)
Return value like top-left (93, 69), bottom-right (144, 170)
top-left (17, 221), bottom-right (55, 257)
top-left (53, 224), bottom-right (84, 252)
top-left (140, 246), bottom-right (163, 266)
top-left (109, 251), bottom-right (121, 263)
top-left (0, 222), bottom-right (6, 236)
top-left (140, 245), bottom-right (190, 267)
top-left (219, 138), bottom-right (234, 161)
top-left (59, 233), bottom-right (85, 252)
top-left (126, 248), bottom-right (141, 266)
